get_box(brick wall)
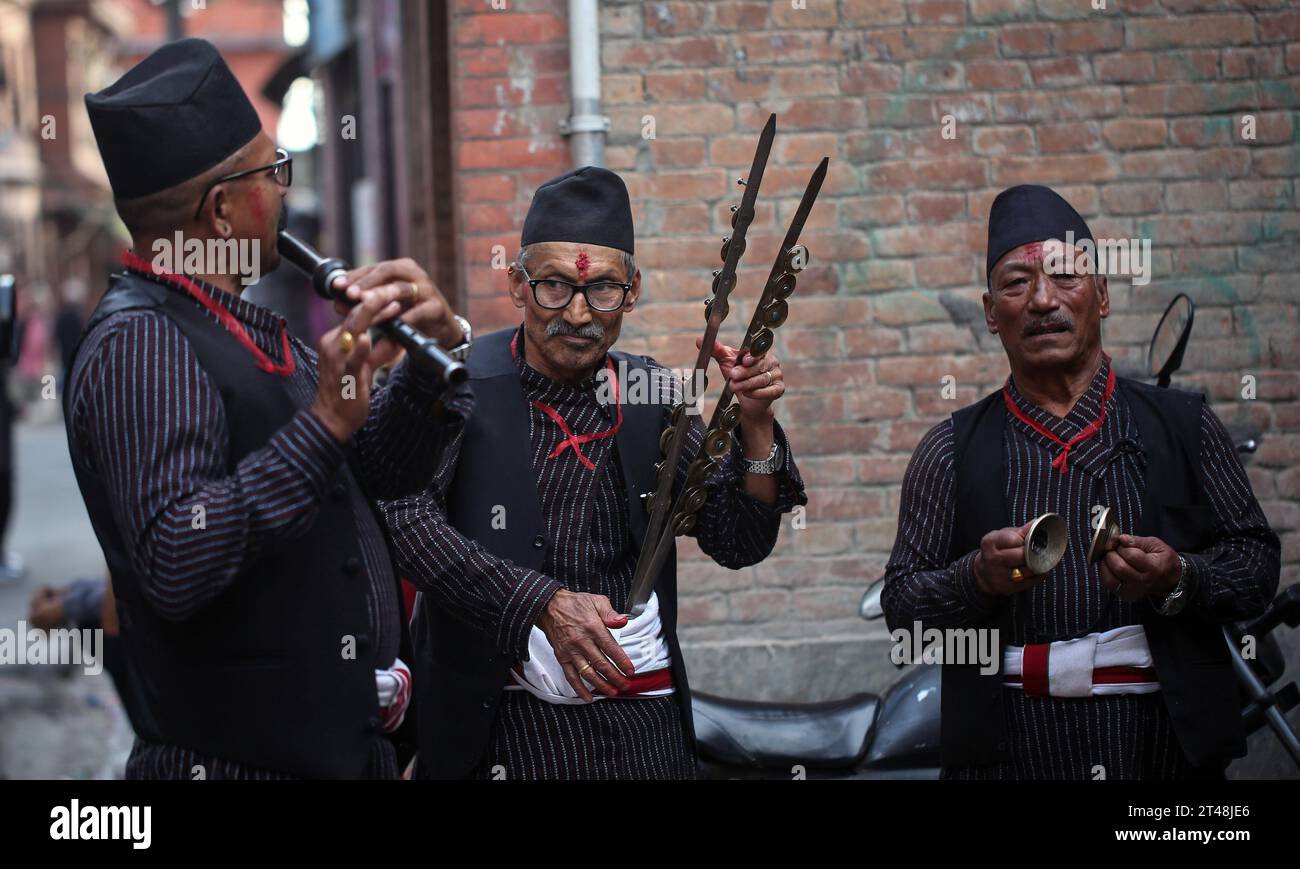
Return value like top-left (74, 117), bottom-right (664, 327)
top-left (449, 0), bottom-right (1300, 700)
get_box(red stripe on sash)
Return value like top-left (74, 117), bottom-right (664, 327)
top-left (1021, 642), bottom-right (1050, 697)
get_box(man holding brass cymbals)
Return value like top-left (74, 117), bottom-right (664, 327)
top-left (882, 184), bottom-right (1280, 779)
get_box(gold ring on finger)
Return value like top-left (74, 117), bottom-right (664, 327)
top-left (764, 370), bottom-right (774, 387)
top-left (405, 281), bottom-right (419, 302)
top-left (577, 662), bottom-right (593, 675)
top-left (339, 330), bottom-right (356, 354)
top-left (1010, 567), bottom-right (1023, 581)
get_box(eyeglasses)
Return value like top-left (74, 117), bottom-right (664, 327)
top-left (193, 147), bottom-right (293, 220)
top-left (517, 264), bottom-right (632, 312)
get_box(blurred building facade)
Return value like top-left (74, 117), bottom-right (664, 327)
top-left (0, 0), bottom-right (42, 281)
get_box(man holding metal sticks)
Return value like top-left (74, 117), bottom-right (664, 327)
top-left (383, 164), bottom-right (809, 779)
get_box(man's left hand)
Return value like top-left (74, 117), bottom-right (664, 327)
top-left (697, 337), bottom-right (785, 423)
top-left (1098, 534), bottom-right (1181, 603)
top-left (331, 258), bottom-right (463, 371)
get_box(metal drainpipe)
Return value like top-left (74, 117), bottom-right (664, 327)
top-left (559, 0), bottom-right (610, 168)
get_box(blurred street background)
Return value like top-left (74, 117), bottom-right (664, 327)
top-left (0, 0), bottom-right (1297, 777)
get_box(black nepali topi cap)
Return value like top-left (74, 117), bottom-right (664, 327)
top-left (521, 166), bottom-right (635, 255)
top-left (85, 38), bottom-right (262, 200)
top-left (986, 184), bottom-right (1093, 284)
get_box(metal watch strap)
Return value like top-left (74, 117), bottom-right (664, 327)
top-left (1158, 554), bottom-right (1192, 616)
top-left (742, 441), bottom-right (782, 475)
top-left (448, 314), bottom-right (473, 362)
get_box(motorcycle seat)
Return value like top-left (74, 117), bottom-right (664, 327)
top-left (692, 691), bottom-right (878, 769)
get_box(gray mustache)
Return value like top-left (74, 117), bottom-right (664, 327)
top-left (547, 319), bottom-right (605, 341)
top-left (1023, 313), bottom-right (1074, 336)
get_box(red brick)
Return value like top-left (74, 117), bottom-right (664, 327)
top-left (1029, 56), bottom-right (1091, 88)
top-left (842, 0), bottom-right (907, 26)
top-left (967, 60), bottom-right (1030, 90)
top-left (460, 174), bottom-right (517, 203)
top-left (970, 0), bottom-right (1032, 22)
top-left (908, 192), bottom-right (967, 222)
top-left (1223, 46), bottom-right (1286, 80)
top-left (868, 158), bottom-right (987, 191)
top-left (456, 138), bottom-right (565, 170)
top-left (1101, 119), bottom-right (1166, 152)
top-left (842, 61), bottom-right (904, 95)
top-left (1101, 182), bottom-right (1163, 215)
top-left (1000, 24), bottom-right (1053, 57)
top-left (1168, 117), bottom-right (1233, 148)
top-left (1053, 20), bottom-right (1125, 53)
top-left (1093, 52), bottom-right (1156, 84)
top-left (1038, 121), bottom-right (1102, 154)
top-left (1129, 15), bottom-right (1257, 49)
top-left (1125, 82), bottom-right (1260, 116)
top-left (457, 13), bottom-right (568, 46)
top-left (771, 0), bottom-right (838, 28)
top-left (1258, 10), bottom-right (1300, 43)
top-left (712, 1), bottom-right (770, 30)
top-left (1153, 49), bottom-right (1221, 82)
top-left (1165, 181), bottom-right (1229, 212)
top-left (909, 0), bottom-right (965, 25)
top-left (992, 154), bottom-right (1116, 186)
top-left (644, 2), bottom-right (710, 36)
top-left (972, 125), bottom-right (1034, 156)
top-left (993, 89), bottom-right (1122, 122)
top-left (775, 67), bottom-right (840, 98)
top-left (645, 70), bottom-right (707, 102)
top-left (739, 98), bottom-right (867, 132)
top-left (649, 138), bottom-right (707, 167)
top-left (1122, 147), bottom-right (1252, 181)
top-left (914, 256), bottom-right (979, 289)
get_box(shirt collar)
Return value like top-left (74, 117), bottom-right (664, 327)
top-left (1005, 355), bottom-right (1126, 475)
top-left (1006, 353), bottom-right (1113, 440)
top-left (511, 323), bottom-right (610, 394)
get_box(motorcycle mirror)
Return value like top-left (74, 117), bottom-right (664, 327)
top-left (860, 579), bottom-right (885, 621)
top-left (1148, 293), bottom-right (1194, 388)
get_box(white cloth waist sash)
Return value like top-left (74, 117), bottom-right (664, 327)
top-left (507, 591), bottom-right (674, 705)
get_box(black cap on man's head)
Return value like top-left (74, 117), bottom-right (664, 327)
top-left (986, 184), bottom-right (1093, 284)
top-left (85, 38), bottom-right (262, 200)
top-left (521, 166), bottom-right (635, 256)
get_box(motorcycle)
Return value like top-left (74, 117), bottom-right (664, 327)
top-left (693, 293), bottom-right (1300, 779)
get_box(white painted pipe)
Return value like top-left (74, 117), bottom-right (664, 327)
top-left (565, 0), bottom-right (608, 168)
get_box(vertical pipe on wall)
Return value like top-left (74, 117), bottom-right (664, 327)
top-left (563, 0), bottom-right (609, 168)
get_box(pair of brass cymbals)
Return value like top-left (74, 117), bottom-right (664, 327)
top-left (1009, 506), bottom-right (1120, 581)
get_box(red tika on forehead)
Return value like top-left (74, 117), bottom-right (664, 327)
top-left (1010, 241), bottom-right (1045, 264)
top-left (575, 249), bottom-right (591, 278)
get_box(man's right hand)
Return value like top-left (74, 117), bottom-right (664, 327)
top-left (973, 521), bottom-right (1046, 595)
top-left (537, 590), bottom-right (634, 702)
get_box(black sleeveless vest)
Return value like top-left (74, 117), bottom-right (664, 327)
top-left (942, 377), bottom-right (1243, 768)
top-left (409, 328), bottom-right (694, 779)
top-left (65, 271), bottom-right (386, 778)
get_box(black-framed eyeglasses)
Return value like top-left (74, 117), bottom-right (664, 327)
top-left (517, 264), bottom-right (632, 312)
top-left (193, 147), bottom-right (293, 220)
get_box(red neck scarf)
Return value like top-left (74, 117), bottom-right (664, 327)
top-left (1002, 358), bottom-right (1115, 474)
top-left (122, 250), bottom-right (295, 377)
top-left (511, 329), bottom-right (622, 472)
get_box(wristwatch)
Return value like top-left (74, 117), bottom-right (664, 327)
top-left (1157, 554), bottom-right (1195, 616)
top-left (447, 314), bottom-right (473, 363)
top-left (742, 441), bottom-right (783, 476)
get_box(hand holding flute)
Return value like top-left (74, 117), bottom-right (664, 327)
top-left (304, 255), bottom-right (467, 443)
